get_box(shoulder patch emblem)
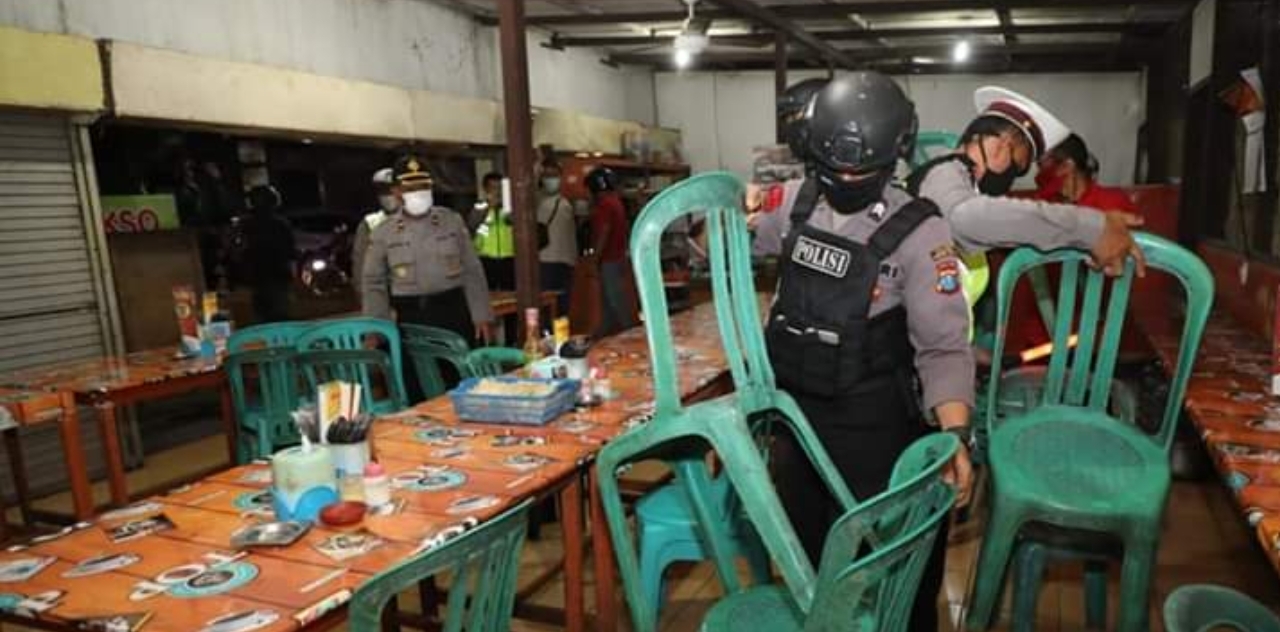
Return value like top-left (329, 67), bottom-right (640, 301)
top-left (791, 235), bottom-right (851, 278)
top-left (935, 261), bottom-right (961, 295)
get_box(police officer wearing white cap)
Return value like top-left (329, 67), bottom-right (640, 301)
top-left (905, 86), bottom-right (1146, 276)
top-left (755, 72), bottom-right (973, 631)
top-left (363, 156), bottom-right (494, 400)
top-left (352, 167), bottom-right (400, 293)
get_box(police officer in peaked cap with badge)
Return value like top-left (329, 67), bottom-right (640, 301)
top-left (363, 156), bottom-right (494, 397)
top-left (754, 72), bottom-right (974, 630)
top-left (906, 86), bottom-right (1146, 278)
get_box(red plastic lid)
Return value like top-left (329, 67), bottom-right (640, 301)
top-left (364, 462), bottom-right (385, 477)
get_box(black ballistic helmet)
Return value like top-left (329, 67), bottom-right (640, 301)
top-left (806, 72), bottom-right (918, 175)
top-left (777, 78), bottom-right (829, 159)
top-left (585, 167), bottom-right (617, 194)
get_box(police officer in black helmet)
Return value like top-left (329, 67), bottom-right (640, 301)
top-left (756, 72), bottom-right (974, 629)
top-left (750, 78), bottom-right (829, 256)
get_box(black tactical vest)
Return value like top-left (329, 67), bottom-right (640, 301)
top-left (765, 194), bottom-right (940, 398)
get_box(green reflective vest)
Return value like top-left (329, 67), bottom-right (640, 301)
top-left (474, 207), bottom-right (515, 259)
top-left (960, 251), bottom-right (989, 342)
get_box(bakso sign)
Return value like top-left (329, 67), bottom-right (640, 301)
top-left (101, 194), bottom-right (179, 233)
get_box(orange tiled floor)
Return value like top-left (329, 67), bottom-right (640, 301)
top-left (11, 436), bottom-right (1280, 631)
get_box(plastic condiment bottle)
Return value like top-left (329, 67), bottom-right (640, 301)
top-left (363, 462), bottom-right (391, 508)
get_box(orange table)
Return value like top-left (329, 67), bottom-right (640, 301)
top-left (0, 348), bottom-right (235, 513)
top-left (1144, 306), bottom-right (1280, 575)
top-left (0, 301), bottom-right (733, 632)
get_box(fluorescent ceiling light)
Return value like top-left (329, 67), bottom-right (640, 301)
top-left (952, 40), bottom-right (971, 63)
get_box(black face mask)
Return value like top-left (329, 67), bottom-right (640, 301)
top-left (977, 140), bottom-right (1019, 196)
top-left (818, 167), bottom-right (890, 215)
top-left (978, 168), bottom-right (1017, 196)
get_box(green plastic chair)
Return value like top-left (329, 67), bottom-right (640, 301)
top-left (297, 349), bottom-right (408, 414)
top-left (1163, 584), bottom-right (1280, 632)
top-left (910, 130), bottom-right (959, 169)
top-left (228, 321), bottom-right (312, 352)
top-left (401, 324), bottom-right (473, 399)
top-left (596, 172), bottom-right (857, 632)
top-left (296, 318), bottom-right (406, 414)
top-left (464, 347), bottom-right (527, 378)
top-left (701, 433), bottom-right (959, 632)
top-left (348, 500), bottom-right (533, 632)
top-left (225, 347), bottom-right (301, 462)
top-left (965, 233), bottom-right (1213, 632)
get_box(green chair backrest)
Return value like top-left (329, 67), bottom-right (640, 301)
top-left (624, 172), bottom-right (855, 610)
top-left (910, 131), bottom-right (959, 169)
top-left (401, 324), bottom-right (473, 399)
top-left (349, 500), bottom-right (533, 632)
top-left (297, 348), bottom-right (408, 414)
top-left (464, 347), bottom-right (527, 378)
top-left (632, 174), bottom-right (778, 417)
top-left (229, 322), bottom-right (312, 352)
top-left (808, 434), bottom-right (959, 632)
top-left (296, 318), bottom-right (406, 411)
top-left (225, 347), bottom-right (301, 455)
top-left (983, 233), bottom-right (1213, 451)
top-left (1163, 584), bottom-right (1280, 632)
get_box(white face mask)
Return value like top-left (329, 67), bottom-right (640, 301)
top-left (403, 191), bottom-right (433, 216)
top-left (377, 194), bottom-right (399, 213)
top-left (542, 178), bottom-right (561, 194)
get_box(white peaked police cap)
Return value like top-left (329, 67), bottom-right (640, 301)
top-left (973, 86), bottom-right (1071, 160)
top-left (372, 167), bottom-right (394, 185)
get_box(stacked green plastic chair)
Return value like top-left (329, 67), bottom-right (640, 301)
top-left (1163, 584), bottom-right (1280, 632)
top-left (228, 321), bottom-right (312, 352)
top-left (965, 233), bottom-right (1213, 632)
top-left (464, 347), bottom-right (527, 378)
top-left (595, 172), bottom-right (857, 632)
top-left (298, 348), bottom-right (408, 414)
top-left (296, 318), bottom-right (406, 414)
top-left (225, 347), bottom-right (301, 462)
top-left (700, 433), bottom-right (959, 632)
top-left (349, 500), bottom-right (533, 632)
top-left (401, 324), bottom-right (473, 399)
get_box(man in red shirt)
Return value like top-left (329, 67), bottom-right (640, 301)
top-left (1034, 133), bottom-right (1147, 357)
top-left (587, 167), bottom-right (633, 336)
top-left (1035, 133), bottom-right (1138, 214)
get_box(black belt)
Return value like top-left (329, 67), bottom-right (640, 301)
top-left (391, 287), bottom-right (465, 311)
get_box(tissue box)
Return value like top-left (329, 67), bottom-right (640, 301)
top-left (526, 356), bottom-right (569, 380)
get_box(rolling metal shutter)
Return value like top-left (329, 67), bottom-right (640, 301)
top-left (0, 110), bottom-right (114, 500)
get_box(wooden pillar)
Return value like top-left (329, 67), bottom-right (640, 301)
top-left (498, 0), bottom-right (540, 331)
top-left (774, 31), bottom-right (788, 144)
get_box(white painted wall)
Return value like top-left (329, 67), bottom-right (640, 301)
top-left (657, 70), bottom-right (1146, 186)
top-left (0, 0), bottom-right (656, 124)
top-left (522, 31), bottom-right (656, 124)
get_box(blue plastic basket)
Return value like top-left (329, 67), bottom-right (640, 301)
top-left (449, 377), bottom-right (580, 426)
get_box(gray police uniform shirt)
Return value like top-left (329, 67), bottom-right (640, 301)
top-left (755, 186), bottom-right (975, 411)
top-left (915, 158), bottom-right (1105, 254)
top-left (351, 210), bottom-right (388, 293)
top-left (361, 206), bottom-right (493, 324)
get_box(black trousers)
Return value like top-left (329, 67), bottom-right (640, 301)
top-left (393, 288), bottom-right (474, 403)
top-left (773, 373), bottom-right (947, 631)
top-left (481, 257), bottom-right (515, 291)
top-left (540, 262), bottom-right (574, 317)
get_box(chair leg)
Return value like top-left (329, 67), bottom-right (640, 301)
top-left (637, 527), bottom-right (670, 619)
top-left (1116, 536), bottom-right (1156, 632)
top-left (1010, 542), bottom-right (1047, 632)
top-left (741, 526), bottom-right (773, 586)
top-left (1083, 560), bottom-right (1109, 630)
top-left (965, 506), bottom-right (1022, 631)
top-left (673, 459), bottom-right (742, 597)
top-left (3, 429), bottom-right (32, 528)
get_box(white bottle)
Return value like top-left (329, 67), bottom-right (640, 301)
top-left (362, 462), bottom-right (391, 508)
